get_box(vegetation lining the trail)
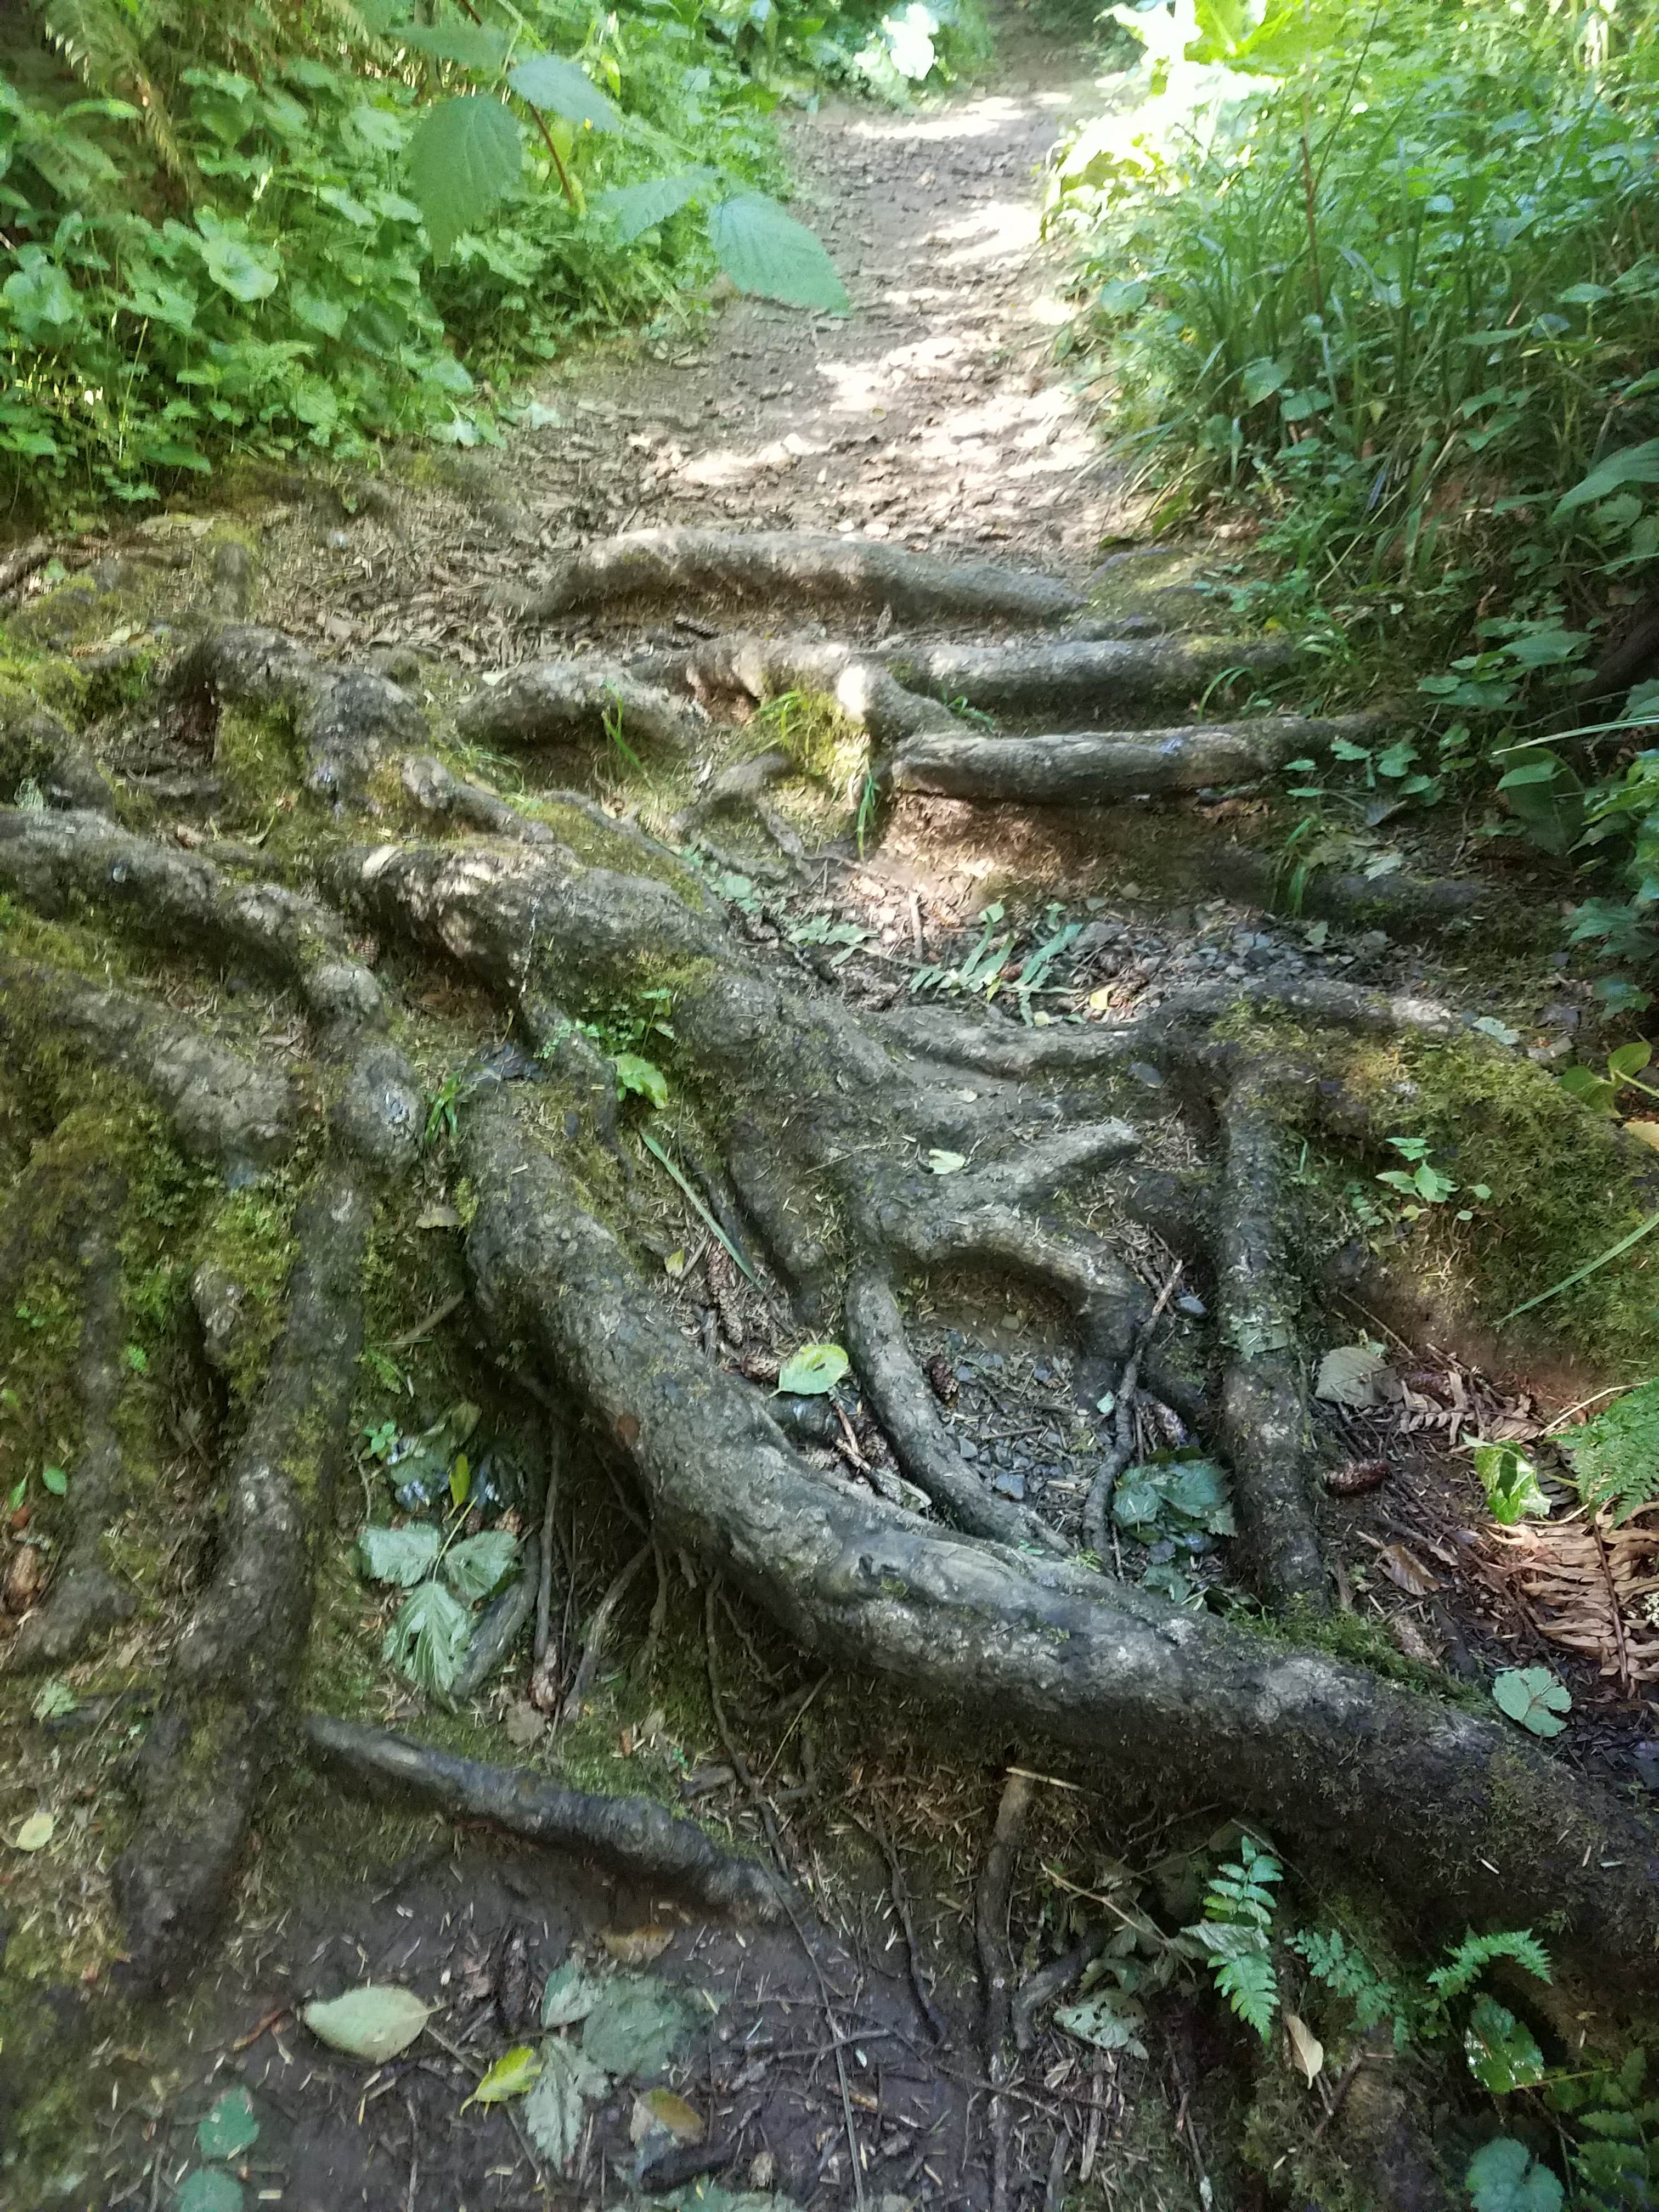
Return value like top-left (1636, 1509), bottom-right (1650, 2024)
top-left (1056, 0), bottom-right (1659, 991)
top-left (0, 0), bottom-right (985, 507)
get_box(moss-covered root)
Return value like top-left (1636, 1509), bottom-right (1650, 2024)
top-left (112, 1169), bottom-right (370, 1994)
top-left (460, 1084), bottom-right (1659, 1980)
top-left (7, 1197), bottom-right (135, 1669)
top-left (1214, 1067), bottom-right (1329, 1614)
top-left (303, 1715), bottom-right (786, 1922)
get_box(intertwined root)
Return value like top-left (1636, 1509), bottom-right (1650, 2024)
top-left (2, 527), bottom-right (1655, 1996)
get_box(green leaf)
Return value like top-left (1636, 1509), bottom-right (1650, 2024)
top-left (612, 1053), bottom-right (669, 1109)
top-left (394, 21), bottom-right (509, 69)
top-left (1054, 1988), bottom-right (1148, 2057)
top-left (523, 2036), bottom-right (608, 2169)
top-left (198, 2087), bottom-right (259, 2160)
top-left (508, 56), bottom-right (620, 132)
top-left (177, 2173), bottom-right (244, 2212)
top-left (198, 233), bottom-right (280, 303)
top-left (31, 1679), bottom-right (76, 1722)
top-left (41, 1464), bottom-right (67, 1496)
top-left (776, 1342), bottom-right (850, 1396)
top-left (3, 253), bottom-right (80, 338)
top-left (1466, 2136), bottom-right (1564, 2212)
top-left (468, 2044), bottom-right (541, 2105)
top-left (1559, 1378), bottom-right (1659, 1522)
top-left (591, 170), bottom-right (715, 245)
top-left (291, 285), bottom-right (347, 338)
top-left (302, 1985), bottom-right (431, 2062)
top-left (707, 194), bottom-right (849, 312)
top-left (383, 1578), bottom-right (472, 1694)
top-left (1465, 1995), bottom-right (1547, 2094)
top-left (579, 1976), bottom-right (698, 2081)
top-left (13, 1809), bottom-right (54, 1851)
top-left (1239, 356), bottom-right (1289, 405)
top-left (541, 1959), bottom-right (608, 2027)
top-left (450, 1451), bottom-right (471, 1510)
top-left (439, 1530), bottom-right (520, 1602)
top-left (406, 95), bottom-right (522, 262)
top-left (1492, 1666), bottom-right (1571, 1737)
top-left (358, 1523), bottom-right (442, 1587)
top-left (1610, 1041), bottom-right (1654, 1080)
top-left (1556, 441), bottom-right (1659, 518)
top-left (1473, 1443), bottom-right (1550, 1526)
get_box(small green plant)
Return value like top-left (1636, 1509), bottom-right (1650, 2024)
top-left (1376, 1134), bottom-right (1489, 1220)
top-left (1559, 1041), bottom-right (1659, 1117)
top-left (1492, 1666), bottom-right (1572, 1739)
top-left (1184, 1833), bottom-right (1282, 2040)
top-left (1558, 1378), bottom-right (1659, 1525)
top-left (424, 1067), bottom-right (466, 1146)
top-left (359, 1511), bottom-right (519, 1697)
top-left (1473, 1442), bottom-right (1551, 1526)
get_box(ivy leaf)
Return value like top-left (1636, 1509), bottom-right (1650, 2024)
top-left (776, 1342), bottom-right (850, 1396)
top-left (466, 2044), bottom-right (541, 2106)
top-left (302, 1984), bottom-right (431, 2062)
top-left (591, 170), bottom-right (715, 245)
top-left (1465, 2136), bottom-right (1564, 2212)
top-left (358, 1523), bottom-right (442, 1587)
top-left (509, 55), bottom-right (620, 132)
top-left (1473, 1443), bottom-right (1551, 1526)
top-left (439, 1530), bottom-right (520, 1602)
top-left (198, 2086), bottom-right (259, 2159)
top-left (707, 193), bottom-right (849, 312)
top-left (406, 95), bottom-right (522, 262)
top-left (383, 1578), bottom-right (472, 1694)
top-left (198, 233), bottom-right (280, 303)
top-left (1492, 1666), bottom-right (1572, 1737)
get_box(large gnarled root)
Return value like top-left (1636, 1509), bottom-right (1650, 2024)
top-left (113, 1171), bottom-right (370, 1993)
top-left (522, 527), bottom-right (1085, 627)
top-left (882, 634), bottom-right (1296, 724)
top-left (460, 1084), bottom-right (1659, 1976)
top-left (455, 658), bottom-right (703, 756)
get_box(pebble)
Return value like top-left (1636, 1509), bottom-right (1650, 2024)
top-left (991, 1471), bottom-right (1026, 1500)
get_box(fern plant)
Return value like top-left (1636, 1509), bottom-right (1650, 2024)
top-left (1559, 1378), bottom-right (1659, 1524)
top-left (1184, 1834), bottom-right (1282, 2041)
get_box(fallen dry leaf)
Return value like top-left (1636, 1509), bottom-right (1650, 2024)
top-left (601, 1925), bottom-right (673, 1967)
top-left (1377, 1542), bottom-right (1440, 1597)
top-left (1285, 2011), bottom-right (1324, 2086)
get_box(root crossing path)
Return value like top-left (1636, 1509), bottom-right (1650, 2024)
top-left (5, 24), bottom-right (1659, 2212)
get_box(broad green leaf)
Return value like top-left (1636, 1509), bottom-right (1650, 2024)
top-left (541, 1959), bottom-right (608, 2027)
top-left (1055, 1988), bottom-right (1148, 2057)
top-left (3, 253), bottom-right (80, 337)
top-left (468, 2044), bottom-right (541, 2105)
top-left (383, 1578), bottom-right (472, 1693)
top-left (450, 1451), bottom-right (471, 1510)
top-left (291, 285), bottom-right (348, 338)
top-left (13, 1809), bottom-right (54, 1851)
top-left (1464, 1995), bottom-right (1547, 2094)
top-left (1473, 1443), bottom-right (1550, 1526)
top-left (119, 277), bottom-right (198, 333)
top-left (41, 1464), bottom-right (67, 1495)
top-left (580, 1976), bottom-right (698, 2081)
top-left (509, 56), bottom-right (620, 132)
top-left (198, 2086), bottom-right (259, 2159)
top-left (198, 234), bottom-right (280, 303)
top-left (407, 95), bottom-right (522, 262)
top-left (358, 1522), bottom-right (442, 1587)
top-left (178, 2173), bottom-right (244, 2212)
top-left (1466, 2136), bottom-right (1564, 2212)
top-left (1492, 1666), bottom-right (1571, 1737)
top-left (523, 2037), bottom-right (608, 2168)
top-left (1239, 356), bottom-right (1288, 405)
top-left (1610, 1041), bottom-right (1653, 1080)
top-left (1556, 441), bottom-right (1659, 518)
top-left (394, 21), bottom-right (509, 69)
top-left (707, 194), bottom-right (849, 313)
top-left (302, 1985), bottom-right (431, 2062)
top-left (591, 170), bottom-right (714, 246)
top-left (439, 1530), bottom-right (520, 1602)
top-left (612, 1053), bottom-right (668, 1108)
top-left (776, 1342), bottom-right (850, 1396)
top-left (31, 1680), bottom-right (76, 1722)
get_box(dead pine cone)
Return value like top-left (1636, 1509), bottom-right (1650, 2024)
top-left (925, 1355), bottom-right (958, 1407)
top-left (1325, 1457), bottom-right (1389, 1497)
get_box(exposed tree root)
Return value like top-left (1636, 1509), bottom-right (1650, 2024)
top-left (881, 634), bottom-right (1295, 723)
top-left (521, 527), bottom-right (1085, 626)
top-left (114, 1171), bottom-right (371, 1993)
top-left (455, 658), bottom-right (703, 756)
top-left (883, 714), bottom-right (1380, 804)
top-left (304, 1714), bottom-right (783, 1921)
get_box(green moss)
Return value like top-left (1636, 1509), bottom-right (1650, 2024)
top-left (195, 1185), bottom-right (301, 1405)
top-left (215, 699), bottom-right (302, 821)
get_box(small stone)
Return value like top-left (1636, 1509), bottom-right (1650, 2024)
top-left (1128, 1062), bottom-right (1165, 1089)
top-left (1175, 1293), bottom-right (1206, 1318)
top-left (750, 2154), bottom-right (777, 2191)
top-left (1356, 929), bottom-right (1389, 953)
top-left (958, 1438), bottom-right (978, 1461)
top-left (991, 1471), bottom-right (1025, 1500)
top-left (1634, 1741), bottom-right (1659, 1791)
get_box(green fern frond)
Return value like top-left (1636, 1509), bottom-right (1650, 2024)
top-left (1429, 1927), bottom-right (1553, 2002)
top-left (1560, 1378), bottom-right (1659, 1524)
top-left (1215, 1949), bottom-right (1279, 2040)
top-left (1290, 1926), bottom-right (1413, 2047)
top-left (1201, 1835), bottom-right (1282, 1931)
top-left (41, 0), bottom-right (190, 182)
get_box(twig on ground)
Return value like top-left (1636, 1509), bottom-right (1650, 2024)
top-left (704, 1585), bottom-right (791, 1874)
top-left (976, 1769), bottom-right (1036, 2212)
top-left (533, 1415), bottom-right (563, 1669)
top-left (861, 1796), bottom-right (950, 2044)
top-left (1084, 1263), bottom-right (1183, 1556)
top-left (560, 1543), bottom-right (650, 1725)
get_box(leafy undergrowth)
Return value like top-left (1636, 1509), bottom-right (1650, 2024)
top-left (0, 0), bottom-right (986, 509)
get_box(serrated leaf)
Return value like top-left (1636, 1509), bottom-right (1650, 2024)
top-left (509, 55), bottom-right (619, 131)
top-left (394, 21), bottom-right (509, 68)
top-left (523, 2038), bottom-right (608, 2169)
top-left (302, 1985), bottom-right (430, 2062)
top-left (31, 1680), bottom-right (76, 1722)
top-left (440, 1530), bottom-right (520, 1602)
top-left (468, 2045), bottom-right (541, 2106)
top-left (707, 194), bottom-right (849, 312)
top-left (591, 170), bottom-right (714, 245)
top-left (383, 1579), bottom-right (472, 1694)
top-left (407, 95), bottom-right (521, 262)
top-left (1054, 1988), bottom-right (1148, 2057)
top-left (13, 1810), bottom-right (54, 1851)
top-left (177, 2172), bottom-right (244, 2212)
top-left (541, 1959), bottom-right (608, 2027)
top-left (198, 2086), bottom-right (259, 2159)
top-left (1493, 1666), bottom-right (1571, 1736)
top-left (612, 1053), bottom-right (668, 1109)
top-left (358, 1523), bottom-right (442, 1587)
top-left (776, 1342), bottom-right (849, 1396)
top-left (1466, 2136), bottom-right (1564, 2212)
top-left (580, 1977), bottom-right (697, 2081)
